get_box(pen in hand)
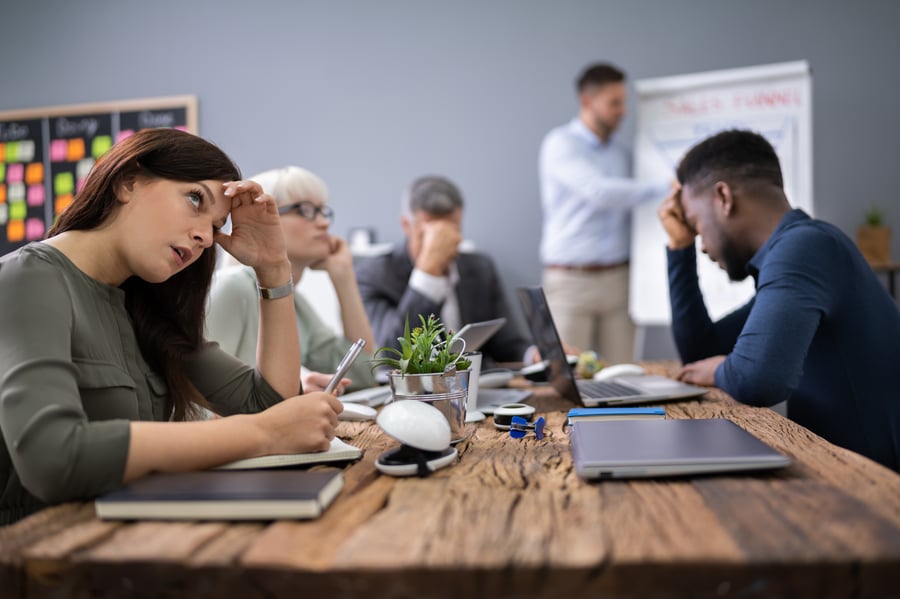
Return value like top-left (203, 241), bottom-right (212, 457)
top-left (323, 339), bottom-right (367, 394)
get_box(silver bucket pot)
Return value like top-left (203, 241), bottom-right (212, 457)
top-left (388, 368), bottom-right (470, 443)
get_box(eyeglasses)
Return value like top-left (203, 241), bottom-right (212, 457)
top-left (277, 201), bottom-right (334, 222)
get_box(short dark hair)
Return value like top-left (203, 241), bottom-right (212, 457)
top-left (404, 175), bottom-right (464, 217)
top-left (577, 63), bottom-right (625, 93)
top-left (676, 129), bottom-right (784, 191)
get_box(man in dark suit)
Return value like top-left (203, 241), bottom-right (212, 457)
top-left (355, 175), bottom-right (534, 365)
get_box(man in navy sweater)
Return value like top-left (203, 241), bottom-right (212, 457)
top-left (658, 129), bottom-right (900, 471)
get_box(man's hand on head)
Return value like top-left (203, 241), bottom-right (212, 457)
top-left (415, 220), bottom-right (461, 276)
top-left (658, 183), bottom-right (696, 250)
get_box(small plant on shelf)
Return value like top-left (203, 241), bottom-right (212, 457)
top-left (864, 206), bottom-right (885, 227)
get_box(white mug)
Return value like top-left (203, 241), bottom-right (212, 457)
top-left (463, 351), bottom-right (484, 423)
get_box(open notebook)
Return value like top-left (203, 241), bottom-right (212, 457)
top-left (215, 437), bottom-right (362, 470)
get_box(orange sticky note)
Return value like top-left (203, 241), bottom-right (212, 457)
top-left (67, 138), bottom-right (85, 161)
top-left (0, 143), bottom-right (5, 162)
top-left (7, 219), bottom-right (24, 242)
top-left (0, 184), bottom-right (6, 203)
top-left (25, 163), bottom-right (44, 185)
top-left (55, 194), bottom-right (74, 215)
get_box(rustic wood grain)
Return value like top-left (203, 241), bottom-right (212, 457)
top-left (5, 365), bottom-right (900, 599)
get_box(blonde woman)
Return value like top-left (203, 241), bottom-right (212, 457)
top-left (207, 166), bottom-right (376, 392)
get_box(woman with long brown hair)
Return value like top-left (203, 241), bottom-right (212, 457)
top-left (0, 128), bottom-right (342, 524)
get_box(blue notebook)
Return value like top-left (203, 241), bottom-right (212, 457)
top-left (567, 407), bottom-right (665, 427)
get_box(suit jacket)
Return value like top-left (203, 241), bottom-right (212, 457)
top-left (354, 242), bottom-right (531, 365)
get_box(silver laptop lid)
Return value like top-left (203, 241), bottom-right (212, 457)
top-left (570, 418), bottom-right (791, 479)
top-left (516, 286), bottom-right (583, 403)
top-left (454, 317), bottom-right (507, 353)
top-left (516, 286), bottom-right (706, 406)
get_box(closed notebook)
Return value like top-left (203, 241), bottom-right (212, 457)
top-left (215, 437), bottom-right (362, 470)
top-left (95, 469), bottom-right (344, 521)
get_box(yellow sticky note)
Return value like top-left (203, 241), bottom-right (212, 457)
top-left (55, 172), bottom-right (74, 195)
top-left (91, 135), bottom-right (113, 158)
top-left (9, 200), bottom-right (26, 220)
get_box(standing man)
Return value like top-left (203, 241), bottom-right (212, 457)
top-left (539, 63), bottom-right (668, 363)
top-left (355, 175), bottom-right (534, 367)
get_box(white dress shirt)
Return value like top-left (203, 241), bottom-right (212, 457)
top-left (539, 118), bottom-right (669, 266)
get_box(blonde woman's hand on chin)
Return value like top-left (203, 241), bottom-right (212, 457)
top-left (253, 392), bottom-right (344, 454)
top-left (215, 180), bottom-right (290, 282)
top-left (310, 236), bottom-right (354, 281)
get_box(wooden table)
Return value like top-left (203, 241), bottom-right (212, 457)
top-left (2, 363), bottom-right (900, 598)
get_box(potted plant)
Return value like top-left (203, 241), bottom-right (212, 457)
top-left (371, 314), bottom-right (472, 442)
top-left (857, 206), bottom-right (891, 265)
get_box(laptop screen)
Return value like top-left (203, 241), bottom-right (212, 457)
top-left (516, 286), bottom-right (581, 403)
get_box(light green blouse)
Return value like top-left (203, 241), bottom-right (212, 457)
top-left (0, 244), bottom-right (285, 524)
top-left (205, 266), bottom-right (375, 391)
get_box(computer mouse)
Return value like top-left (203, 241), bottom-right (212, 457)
top-left (593, 363), bottom-right (646, 381)
top-left (520, 360), bottom-right (550, 382)
top-left (338, 402), bottom-right (377, 421)
top-left (376, 400), bottom-right (451, 451)
top-left (478, 369), bottom-right (514, 388)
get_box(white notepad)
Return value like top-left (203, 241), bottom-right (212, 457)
top-left (215, 437), bottom-right (362, 470)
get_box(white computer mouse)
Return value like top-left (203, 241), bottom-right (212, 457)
top-left (593, 363), bottom-right (646, 381)
top-left (478, 369), bottom-right (514, 389)
top-left (339, 402), bottom-right (377, 422)
top-left (376, 400), bottom-right (451, 451)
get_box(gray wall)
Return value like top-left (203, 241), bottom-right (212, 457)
top-left (4, 0), bottom-right (899, 350)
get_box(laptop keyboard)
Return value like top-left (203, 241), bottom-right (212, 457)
top-left (576, 380), bottom-right (643, 399)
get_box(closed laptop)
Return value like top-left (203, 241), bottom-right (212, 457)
top-left (570, 418), bottom-right (791, 479)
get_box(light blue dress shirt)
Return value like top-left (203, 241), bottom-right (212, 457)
top-left (539, 118), bottom-right (668, 265)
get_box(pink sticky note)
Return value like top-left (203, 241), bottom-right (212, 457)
top-left (7, 163), bottom-right (24, 183)
top-left (27, 184), bottom-right (45, 206)
top-left (50, 139), bottom-right (68, 162)
top-left (116, 130), bottom-right (135, 143)
top-left (26, 217), bottom-right (45, 241)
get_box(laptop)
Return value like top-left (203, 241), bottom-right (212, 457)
top-left (516, 286), bottom-right (707, 407)
top-left (452, 317), bottom-right (507, 353)
top-left (570, 418), bottom-right (791, 479)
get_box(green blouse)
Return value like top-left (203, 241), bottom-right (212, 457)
top-left (0, 244), bottom-right (284, 524)
top-left (206, 266), bottom-right (375, 391)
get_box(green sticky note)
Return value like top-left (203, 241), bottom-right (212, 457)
top-left (0, 163), bottom-right (5, 182)
top-left (92, 135), bottom-right (113, 159)
top-left (9, 200), bottom-right (26, 220)
top-left (55, 172), bottom-right (74, 195)
top-left (5, 142), bottom-right (18, 163)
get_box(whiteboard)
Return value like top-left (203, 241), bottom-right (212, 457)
top-left (629, 61), bottom-right (812, 326)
